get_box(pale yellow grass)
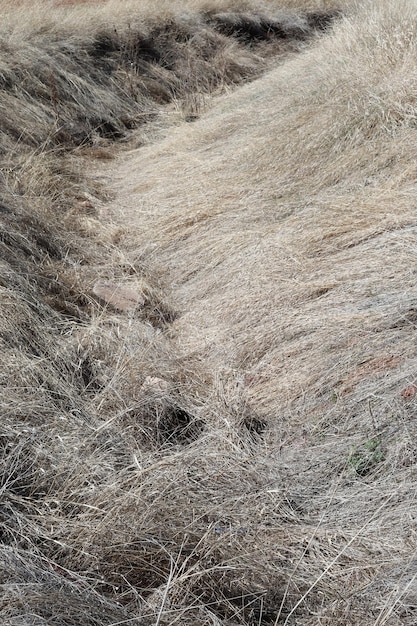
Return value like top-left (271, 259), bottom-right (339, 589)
top-left (1, 1), bottom-right (344, 624)
top-left (100, 0), bottom-right (417, 622)
top-left (109, 0), bottom-right (417, 411)
top-left (2, 0), bottom-right (417, 624)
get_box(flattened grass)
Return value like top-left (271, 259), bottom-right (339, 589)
top-left (0, 1), bottom-right (345, 625)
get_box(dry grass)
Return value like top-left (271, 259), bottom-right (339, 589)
top-left (105, 0), bottom-right (417, 623)
top-left (2, 0), bottom-right (417, 625)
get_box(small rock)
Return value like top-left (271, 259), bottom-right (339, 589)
top-left (92, 280), bottom-right (145, 312)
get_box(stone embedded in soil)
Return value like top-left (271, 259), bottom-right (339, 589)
top-left (92, 280), bottom-right (145, 312)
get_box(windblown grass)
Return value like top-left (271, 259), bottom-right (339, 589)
top-left (104, 0), bottom-right (417, 623)
top-left (4, 0), bottom-right (417, 625)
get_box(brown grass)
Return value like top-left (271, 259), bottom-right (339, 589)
top-left (3, 0), bottom-right (417, 625)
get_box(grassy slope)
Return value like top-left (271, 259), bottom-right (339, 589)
top-left (2, 1), bottom-right (417, 625)
top-left (107, 1), bottom-right (417, 623)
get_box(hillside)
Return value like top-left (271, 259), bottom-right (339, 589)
top-left (1, 1), bottom-right (417, 625)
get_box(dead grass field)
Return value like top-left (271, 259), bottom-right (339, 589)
top-left (1, 0), bottom-right (417, 625)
